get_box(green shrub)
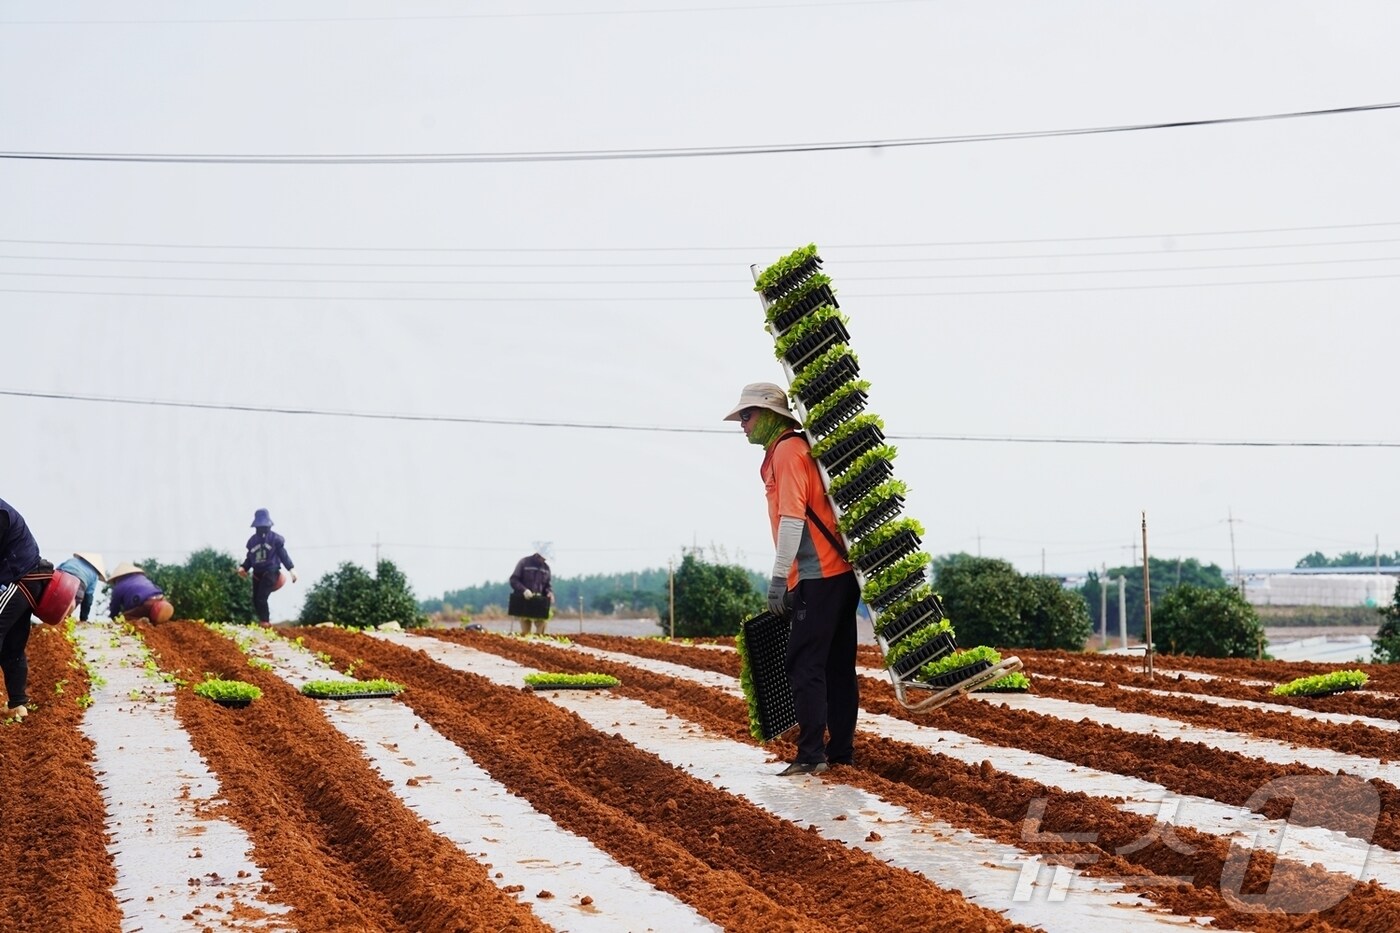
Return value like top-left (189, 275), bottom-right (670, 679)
top-left (1152, 584), bottom-right (1264, 658)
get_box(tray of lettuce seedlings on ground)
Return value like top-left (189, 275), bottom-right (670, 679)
top-left (523, 672), bottom-right (620, 691)
top-left (738, 245), bottom-right (1024, 717)
top-left (300, 678), bottom-right (405, 700)
top-left (1272, 669), bottom-right (1368, 698)
top-left (194, 676), bottom-right (263, 708)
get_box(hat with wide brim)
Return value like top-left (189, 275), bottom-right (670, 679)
top-left (722, 382), bottom-right (799, 422)
top-left (108, 562), bottom-right (143, 581)
top-left (251, 508), bottom-right (273, 528)
top-left (74, 552), bottom-right (107, 582)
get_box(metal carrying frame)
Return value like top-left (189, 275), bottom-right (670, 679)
top-left (752, 256), bottom-right (1022, 713)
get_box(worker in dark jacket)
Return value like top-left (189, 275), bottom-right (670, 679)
top-left (508, 552), bottom-right (554, 635)
top-left (238, 508), bottom-right (296, 623)
top-left (0, 498), bottom-right (78, 721)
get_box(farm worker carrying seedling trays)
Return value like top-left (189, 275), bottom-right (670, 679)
top-left (0, 497), bottom-right (83, 722)
top-left (725, 382), bottom-right (861, 777)
top-left (509, 551), bottom-right (554, 635)
top-left (238, 508), bottom-right (297, 624)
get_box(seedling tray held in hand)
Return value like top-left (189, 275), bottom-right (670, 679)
top-left (740, 611), bottom-right (797, 742)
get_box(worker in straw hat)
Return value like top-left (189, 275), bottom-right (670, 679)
top-left (107, 562), bottom-right (174, 625)
top-left (238, 508), bottom-right (296, 624)
top-left (1, 497), bottom-right (82, 722)
top-left (724, 382), bottom-right (860, 776)
top-left (56, 552), bottom-right (106, 623)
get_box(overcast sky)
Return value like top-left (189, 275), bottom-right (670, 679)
top-left (3, 1), bottom-right (1399, 615)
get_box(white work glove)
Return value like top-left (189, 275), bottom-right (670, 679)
top-left (290, 571), bottom-right (298, 583)
top-left (767, 576), bottom-right (789, 619)
top-left (522, 589), bottom-right (534, 599)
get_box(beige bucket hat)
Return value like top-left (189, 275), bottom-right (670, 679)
top-left (723, 382), bottom-right (799, 423)
top-left (74, 552), bottom-right (107, 582)
top-left (108, 562), bottom-right (143, 581)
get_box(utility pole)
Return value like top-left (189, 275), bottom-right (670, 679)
top-left (1041, 548), bottom-right (1045, 576)
top-left (374, 534), bottom-right (381, 566)
top-left (1226, 504), bottom-right (1237, 591)
top-left (1100, 570), bottom-right (1108, 647)
top-left (578, 595), bottom-right (585, 635)
top-left (668, 558), bottom-right (675, 639)
top-left (1142, 511), bottom-right (1153, 678)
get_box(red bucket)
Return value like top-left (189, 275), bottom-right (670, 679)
top-left (273, 570), bottom-right (288, 591)
top-left (35, 571), bottom-right (80, 625)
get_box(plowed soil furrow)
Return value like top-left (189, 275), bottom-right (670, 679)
top-left (139, 621), bottom-right (550, 933)
top-left (430, 631), bottom-right (1400, 932)
top-left (294, 626), bottom-right (1025, 933)
top-left (1010, 650), bottom-right (1400, 723)
top-left (567, 633), bottom-right (1400, 852)
top-left (0, 625), bottom-right (122, 933)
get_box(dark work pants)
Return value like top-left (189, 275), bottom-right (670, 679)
top-left (251, 571), bottom-right (277, 623)
top-left (784, 571), bottom-right (860, 765)
top-left (0, 583), bottom-right (33, 708)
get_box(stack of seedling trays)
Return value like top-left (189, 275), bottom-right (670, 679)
top-left (743, 244), bottom-right (1023, 715)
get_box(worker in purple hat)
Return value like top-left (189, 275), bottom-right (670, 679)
top-left (238, 508), bottom-right (297, 623)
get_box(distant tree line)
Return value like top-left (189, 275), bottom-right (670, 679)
top-left (1296, 550), bottom-right (1400, 569)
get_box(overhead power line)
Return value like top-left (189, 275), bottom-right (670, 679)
top-left (6, 388), bottom-right (1400, 448)
top-left (2, 220), bottom-right (1398, 251)
top-left (4, 269), bottom-right (1400, 300)
top-left (1, 101), bottom-right (1395, 164)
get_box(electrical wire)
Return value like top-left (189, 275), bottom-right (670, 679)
top-left (2, 219), bottom-right (1398, 251)
top-left (6, 388), bottom-right (1400, 447)
top-left (5, 269), bottom-right (1400, 300)
top-left (2, 102), bottom-right (1395, 164)
top-left (5, 254), bottom-right (1397, 287)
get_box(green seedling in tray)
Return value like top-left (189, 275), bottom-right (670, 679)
top-left (875, 584), bottom-right (937, 635)
top-left (754, 243), bottom-right (819, 297)
top-left (837, 479), bottom-right (909, 535)
top-left (301, 678), bottom-right (405, 699)
top-left (735, 625), bottom-right (764, 741)
top-left (916, 644), bottom-right (1002, 683)
top-left (827, 444), bottom-right (898, 498)
top-left (773, 305), bottom-right (849, 359)
top-left (788, 344), bottom-right (858, 400)
top-left (848, 517), bottom-right (925, 564)
top-left (805, 379), bottom-right (871, 429)
top-left (977, 672), bottom-right (1031, 692)
top-left (810, 413), bottom-right (885, 461)
top-left (862, 551), bottom-right (931, 605)
top-left (194, 677), bottom-right (262, 705)
top-left (884, 619), bottom-right (954, 670)
top-left (1271, 669), bottom-right (1368, 697)
top-left (523, 672), bottom-right (620, 690)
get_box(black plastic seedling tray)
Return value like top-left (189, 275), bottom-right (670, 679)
top-left (303, 688), bottom-right (401, 700)
top-left (831, 457), bottom-right (893, 509)
top-left (817, 423), bottom-right (885, 477)
top-left (888, 630), bottom-right (958, 679)
top-left (876, 593), bottom-right (947, 649)
top-left (916, 659), bottom-right (994, 691)
top-left (784, 317), bottom-right (850, 373)
top-left (740, 611), bottom-right (797, 742)
top-left (844, 494), bottom-right (904, 543)
top-left (853, 529), bottom-right (922, 577)
top-left (761, 255), bottom-right (823, 302)
top-left (794, 353), bottom-right (860, 408)
top-left (771, 282), bottom-right (838, 335)
top-left (808, 389), bottom-right (868, 439)
top-left (868, 567), bottom-right (927, 613)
